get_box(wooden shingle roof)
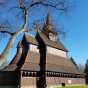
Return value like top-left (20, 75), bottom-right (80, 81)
top-left (38, 30), bottom-right (68, 51)
top-left (24, 34), bottom-right (38, 45)
top-left (21, 51), bottom-right (40, 71)
top-left (46, 54), bottom-right (82, 74)
top-left (2, 33), bottom-right (84, 75)
top-left (2, 64), bottom-right (17, 71)
top-left (43, 13), bottom-right (57, 35)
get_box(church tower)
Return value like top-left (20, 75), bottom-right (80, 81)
top-left (43, 14), bottom-right (58, 42)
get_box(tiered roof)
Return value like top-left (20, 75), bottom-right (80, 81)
top-left (1, 14), bottom-right (84, 76)
top-left (2, 32), bottom-right (83, 75)
top-left (43, 14), bottom-right (57, 35)
top-left (38, 30), bottom-right (67, 51)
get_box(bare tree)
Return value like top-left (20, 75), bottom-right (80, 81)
top-left (0, 0), bottom-right (71, 69)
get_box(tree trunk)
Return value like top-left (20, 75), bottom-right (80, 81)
top-left (0, 28), bottom-right (25, 70)
top-left (0, 6), bottom-right (28, 69)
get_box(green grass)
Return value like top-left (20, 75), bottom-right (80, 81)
top-left (62, 86), bottom-right (88, 88)
top-left (56, 85), bottom-right (88, 88)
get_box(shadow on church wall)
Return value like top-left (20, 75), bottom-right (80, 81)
top-left (36, 34), bottom-right (47, 88)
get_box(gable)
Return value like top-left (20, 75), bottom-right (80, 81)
top-left (38, 30), bottom-right (68, 52)
top-left (30, 44), bottom-right (39, 53)
top-left (47, 46), bottom-right (67, 58)
top-left (23, 33), bottom-right (38, 45)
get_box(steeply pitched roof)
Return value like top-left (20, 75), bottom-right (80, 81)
top-left (21, 51), bottom-right (40, 71)
top-left (2, 64), bottom-right (17, 71)
top-left (38, 30), bottom-right (68, 51)
top-left (43, 13), bottom-right (57, 35)
top-left (24, 33), bottom-right (38, 45)
top-left (46, 54), bottom-right (82, 74)
top-left (3, 52), bottom-right (83, 74)
top-left (2, 33), bottom-right (83, 75)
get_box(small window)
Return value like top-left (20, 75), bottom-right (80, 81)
top-left (49, 33), bottom-right (56, 41)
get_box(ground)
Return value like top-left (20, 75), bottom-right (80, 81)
top-left (56, 85), bottom-right (88, 88)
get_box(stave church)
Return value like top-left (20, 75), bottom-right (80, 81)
top-left (0, 15), bottom-right (85, 88)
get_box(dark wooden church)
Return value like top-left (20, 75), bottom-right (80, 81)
top-left (0, 15), bottom-right (85, 88)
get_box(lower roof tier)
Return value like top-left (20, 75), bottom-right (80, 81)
top-left (2, 52), bottom-right (83, 75)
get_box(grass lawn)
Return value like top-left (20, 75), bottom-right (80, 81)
top-left (56, 85), bottom-right (88, 88)
top-left (62, 86), bottom-right (88, 88)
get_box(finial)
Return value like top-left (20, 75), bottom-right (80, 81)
top-left (45, 13), bottom-right (52, 25)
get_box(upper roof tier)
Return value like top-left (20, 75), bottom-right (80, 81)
top-left (38, 30), bottom-right (68, 52)
top-left (24, 34), bottom-right (38, 45)
top-left (43, 14), bottom-right (57, 35)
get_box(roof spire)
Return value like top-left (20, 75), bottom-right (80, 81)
top-left (45, 13), bottom-right (52, 25)
top-left (43, 13), bottom-right (57, 35)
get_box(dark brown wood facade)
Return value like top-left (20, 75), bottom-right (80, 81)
top-left (0, 30), bottom-right (85, 88)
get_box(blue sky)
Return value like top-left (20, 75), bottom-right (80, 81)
top-left (0, 0), bottom-right (88, 65)
top-left (60, 0), bottom-right (88, 65)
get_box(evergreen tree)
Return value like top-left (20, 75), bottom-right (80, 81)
top-left (78, 64), bottom-right (85, 72)
top-left (70, 57), bottom-right (78, 69)
top-left (84, 59), bottom-right (88, 84)
top-left (84, 59), bottom-right (88, 73)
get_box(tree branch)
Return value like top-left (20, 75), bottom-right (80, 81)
top-left (29, 1), bottom-right (67, 11)
top-left (0, 30), bottom-right (14, 35)
top-left (0, 0), bottom-right (70, 69)
top-left (0, 26), bottom-right (14, 35)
